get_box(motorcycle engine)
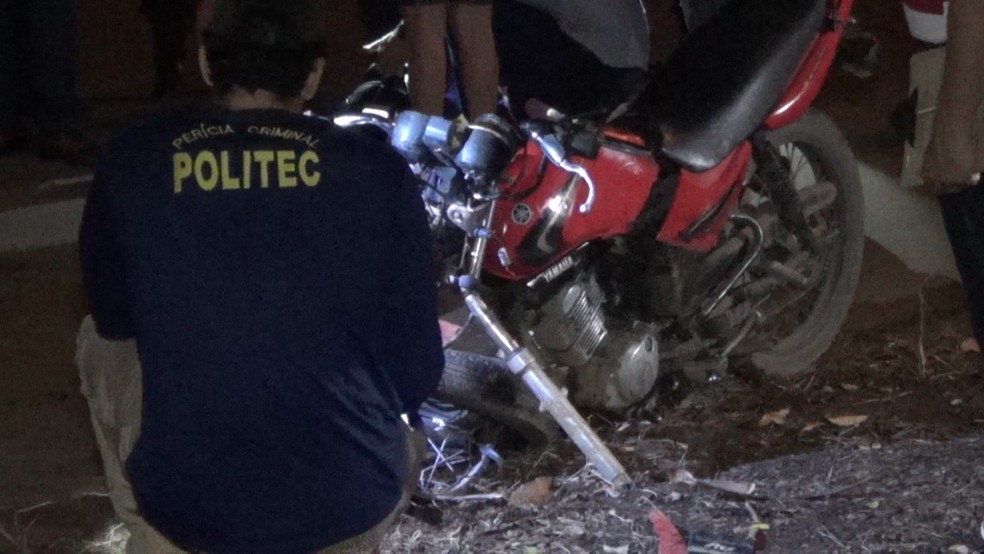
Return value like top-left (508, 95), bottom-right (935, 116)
top-left (528, 268), bottom-right (660, 411)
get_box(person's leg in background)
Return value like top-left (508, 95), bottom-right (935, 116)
top-left (643, 0), bottom-right (686, 63)
top-left (402, 1), bottom-right (451, 117)
top-left (141, 0), bottom-right (197, 98)
top-left (402, 0), bottom-right (499, 119)
top-left (0, 0), bottom-right (27, 154)
top-left (492, 0), bottom-right (625, 117)
top-left (24, 0), bottom-right (96, 164)
top-left (938, 179), bottom-right (984, 353)
top-left (448, 1), bottom-right (498, 118)
top-left (76, 317), bottom-right (187, 554)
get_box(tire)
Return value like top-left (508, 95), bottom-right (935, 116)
top-left (743, 109), bottom-right (865, 377)
top-left (436, 350), bottom-right (560, 444)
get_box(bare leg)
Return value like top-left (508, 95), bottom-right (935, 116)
top-left (449, 2), bottom-right (499, 119)
top-left (402, 2), bottom-right (450, 116)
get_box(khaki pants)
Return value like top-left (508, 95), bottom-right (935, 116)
top-left (76, 316), bottom-right (422, 554)
top-left (76, 316), bottom-right (186, 554)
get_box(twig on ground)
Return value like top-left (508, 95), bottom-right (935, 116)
top-left (479, 515), bottom-right (540, 537)
top-left (917, 278), bottom-right (930, 374)
top-left (16, 501), bottom-right (53, 516)
top-left (856, 390), bottom-right (914, 405)
top-left (930, 354), bottom-right (954, 371)
top-left (524, 447), bottom-right (558, 481)
top-left (433, 492), bottom-right (505, 503)
top-left (817, 526), bottom-right (847, 549)
top-left (0, 500), bottom-right (54, 553)
top-left (799, 478), bottom-right (870, 501)
top-left (928, 371), bottom-right (961, 381)
top-left (81, 522), bottom-right (129, 554)
top-left (744, 501), bottom-right (763, 524)
top-left (0, 524), bottom-right (18, 549)
top-left (798, 373), bottom-right (818, 393)
top-left (71, 490), bottom-right (110, 500)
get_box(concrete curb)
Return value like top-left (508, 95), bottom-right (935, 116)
top-left (0, 199), bottom-right (86, 253)
top-left (858, 161), bottom-right (958, 280)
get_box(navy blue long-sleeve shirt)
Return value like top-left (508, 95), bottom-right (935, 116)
top-left (79, 106), bottom-right (444, 553)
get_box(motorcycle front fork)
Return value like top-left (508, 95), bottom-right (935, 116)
top-left (450, 202), bottom-right (631, 488)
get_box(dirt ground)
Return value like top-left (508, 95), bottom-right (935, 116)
top-left (378, 269), bottom-right (983, 552)
top-left (3, 1), bottom-right (984, 553)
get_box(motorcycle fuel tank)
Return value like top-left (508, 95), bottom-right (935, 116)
top-left (483, 137), bottom-right (659, 280)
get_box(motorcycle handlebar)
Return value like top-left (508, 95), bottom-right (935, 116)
top-left (333, 110), bottom-right (596, 213)
top-left (524, 125), bottom-right (597, 214)
top-left (332, 112), bottom-right (395, 135)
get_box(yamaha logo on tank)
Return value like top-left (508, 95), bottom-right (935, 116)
top-left (511, 204), bottom-right (533, 225)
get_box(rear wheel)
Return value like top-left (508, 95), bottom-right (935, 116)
top-left (738, 109), bottom-right (864, 377)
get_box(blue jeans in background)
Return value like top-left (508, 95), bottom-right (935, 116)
top-left (939, 175), bottom-right (984, 346)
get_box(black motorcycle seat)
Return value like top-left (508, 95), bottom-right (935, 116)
top-left (643, 0), bottom-right (828, 172)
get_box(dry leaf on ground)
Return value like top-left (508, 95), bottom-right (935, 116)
top-left (759, 408), bottom-right (790, 427)
top-left (960, 337), bottom-right (981, 353)
top-left (801, 421), bottom-right (825, 433)
top-left (699, 477), bottom-right (757, 496)
top-left (668, 469), bottom-right (697, 486)
top-left (508, 476), bottom-right (554, 508)
top-left (827, 414), bottom-right (869, 427)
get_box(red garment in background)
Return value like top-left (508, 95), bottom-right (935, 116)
top-left (904, 0), bottom-right (946, 15)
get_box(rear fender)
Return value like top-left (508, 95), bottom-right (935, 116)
top-left (766, 0), bottom-right (855, 129)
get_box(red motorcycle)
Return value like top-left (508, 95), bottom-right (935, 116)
top-left (338, 0), bottom-right (862, 485)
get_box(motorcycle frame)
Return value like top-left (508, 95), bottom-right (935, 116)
top-left (448, 0), bottom-right (853, 483)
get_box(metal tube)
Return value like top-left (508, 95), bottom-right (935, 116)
top-left (464, 293), bottom-right (631, 487)
top-left (703, 214), bottom-right (765, 317)
top-left (467, 200), bottom-right (495, 280)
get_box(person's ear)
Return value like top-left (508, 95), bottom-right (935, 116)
top-left (301, 58), bottom-right (326, 101)
top-left (198, 46), bottom-right (215, 88)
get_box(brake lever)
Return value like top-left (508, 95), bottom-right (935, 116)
top-left (332, 112), bottom-right (395, 135)
top-left (526, 127), bottom-right (597, 214)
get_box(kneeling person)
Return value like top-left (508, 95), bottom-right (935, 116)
top-left (78, 0), bottom-right (444, 551)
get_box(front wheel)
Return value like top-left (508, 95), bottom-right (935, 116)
top-left (436, 350), bottom-right (560, 444)
top-left (738, 109), bottom-right (865, 377)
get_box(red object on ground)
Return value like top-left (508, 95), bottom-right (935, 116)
top-left (903, 0), bottom-right (945, 15)
top-left (649, 510), bottom-right (688, 554)
top-left (438, 320), bottom-right (462, 346)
